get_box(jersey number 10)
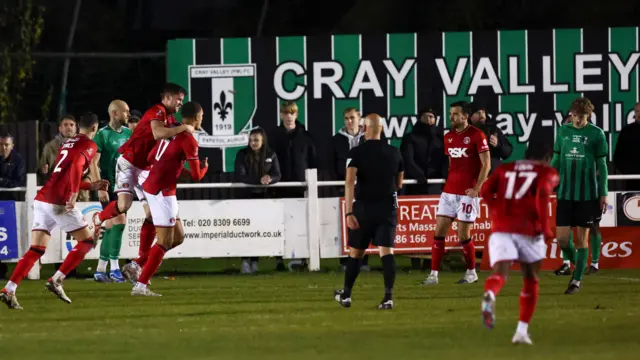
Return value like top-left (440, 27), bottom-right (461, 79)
top-left (504, 171), bottom-right (537, 199)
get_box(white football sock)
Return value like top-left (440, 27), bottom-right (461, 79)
top-left (5, 281), bottom-right (17, 293)
top-left (97, 259), bottom-right (108, 273)
top-left (516, 321), bottom-right (529, 335)
top-left (110, 259), bottom-right (120, 271)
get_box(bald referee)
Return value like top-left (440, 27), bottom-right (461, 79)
top-left (334, 113), bottom-right (404, 310)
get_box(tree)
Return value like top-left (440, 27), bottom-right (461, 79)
top-left (0, 0), bottom-right (45, 123)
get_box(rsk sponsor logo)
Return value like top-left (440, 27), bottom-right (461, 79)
top-left (448, 148), bottom-right (469, 158)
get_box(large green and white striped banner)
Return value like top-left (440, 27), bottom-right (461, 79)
top-left (167, 28), bottom-right (639, 172)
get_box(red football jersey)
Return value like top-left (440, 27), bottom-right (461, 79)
top-left (443, 125), bottom-right (490, 195)
top-left (118, 104), bottom-right (177, 169)
top-left (143, 132), bottom-right (199, 196)
top-left (480, 161), bottom-right (559, 237)
top-left (36, 134), bottom-right (97, 205)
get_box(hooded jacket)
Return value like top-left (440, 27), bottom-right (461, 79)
top-left (330, 126), bottom-right (365, 180)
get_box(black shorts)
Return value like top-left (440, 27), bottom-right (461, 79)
top-left (347, 201), bottom-right (397, 250)
top-left (556, 200), bottom-right (601, 228)
top-left (100, 190), bottom-right (118, 209)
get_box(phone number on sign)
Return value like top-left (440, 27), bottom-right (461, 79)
top-left (395, 234), bottom-right (428, 244)
top-left (182, 218), bottom-right (252, 227)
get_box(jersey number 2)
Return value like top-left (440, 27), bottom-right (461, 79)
top-left (504, 171), bottom-right (537, 199)
top-left (53, 150), bottom-right (69, 173)
top-left (155, 139), bottom-right (171, 161)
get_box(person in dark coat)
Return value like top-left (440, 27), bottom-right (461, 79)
top-left (614, 102), bottom-right (640, 191)
top-left (0, 133), bottom-right (26, 201)
top-left (400, 107), bottom-right (447, 196)
top-left (235, 127), bottom-right (281, 274)
top-left (399, 108), bottom-right (446, 270)
top-left (271, 101), bottom-right (317, 199)
top-left (470, 103), bottom-right (513, 174)
top-left (270, 101), bottom-right (317, 271)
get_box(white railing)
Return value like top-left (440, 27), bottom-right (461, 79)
top-left (1, 172), bottom-right (639, 278)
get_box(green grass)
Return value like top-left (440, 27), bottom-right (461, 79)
top-left (1, 259), bottom-right (640, 360)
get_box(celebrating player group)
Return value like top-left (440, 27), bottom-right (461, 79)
top-left (0, 83), bottom-right (209, 308)
top-left (0, 82), bottom-right (608, 346)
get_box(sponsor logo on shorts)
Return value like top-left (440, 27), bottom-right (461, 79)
top-left (123, 183), bottom-right (130, 188)
top-left (170, 218), bottom-right (176, 224)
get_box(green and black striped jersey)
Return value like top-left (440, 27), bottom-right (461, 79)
top-left (551, 123), bottom-right (608, 201)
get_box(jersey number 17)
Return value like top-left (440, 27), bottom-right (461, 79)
top-left (504, 171), bottom-right (537, 200)
top-left (155, 139), bottom-right (171, 161)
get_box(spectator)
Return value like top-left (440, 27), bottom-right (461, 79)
top-left (271, 101), bottom-right (317, 271)
top-left (330, 107), bottom-right (365, 183)
top-left (470, 103), bottom-right (513, 174)
top-left (329, 107), bottom-right (371, 271)
top-left (613, 102), bottom-right (640, 191)
top-left (234, 127), bottom-right (281, 274)
top-left (271, 101), bottom-right (317, 197)
top-left (398, 108), bottom-right (447, 270)
top-left (39, 114), bottom-right (83, 199)
top-left (0, 133), bottom-right (26, 201)
top-left (400, 107), bottom-right (447, 195)
top-left (129, 110), bottom-right (142, 132)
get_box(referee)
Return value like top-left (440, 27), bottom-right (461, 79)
top-left (334, 113), bottom-right (404, 310)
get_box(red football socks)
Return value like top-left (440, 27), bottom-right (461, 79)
top-left (138, 244), bottom-right (167, 285)
top-left (9, 246), bottom-right (46, 285)
top-left (431, 237), bottom-right (445, 271)
top-left (59, 240), bottom-right (93, 275)
top-left (98, 201), bottom-right (121, 223)
top-left (519, 277), bottom-right (539, 324)
top-left (461, 239), bottom-right (476, 270)
top-left (484, 273), bottom-right (506, 296)
top-left (135, 219), bottom-right (156, 267)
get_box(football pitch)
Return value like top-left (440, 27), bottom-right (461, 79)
top-left (1, 258), bottom-right (640, 360)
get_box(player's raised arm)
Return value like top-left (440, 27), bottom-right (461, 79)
top-left (150, 120), bottom-right (191, 140)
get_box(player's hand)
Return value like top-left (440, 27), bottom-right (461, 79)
top-left (599, 195), bottom-right (608, 214)
top-left (93, 180), bottom-right (110, 192)
top-left (98, 189), bottom-right (109, 201)
top-left (465, 188), bottom-right (479, 198)
top-left (201, 157), bottom-right (208, 169)
top-left (183, 124), bottom-right (195, 133)
top-left (489, 134), bottom-right (499, 147)
top-left (346, 214), bottom-right (359, 230)
top-left (42, 163), bottom-right (49, 174)
top-left (260, 175), bottom-right (271, 185)
top-left (65, 194), bottom-right (78, 212)
top-left (543, 229), bottom-right (555, 242)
